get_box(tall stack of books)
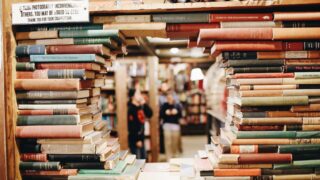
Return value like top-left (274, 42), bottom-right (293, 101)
top-left (195, 12), bottom-right (320, 179)
top-left (14, 23), bottom-right (144, 179)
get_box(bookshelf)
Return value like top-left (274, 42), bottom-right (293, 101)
top-left (89, 0), bottom-right (320, 14)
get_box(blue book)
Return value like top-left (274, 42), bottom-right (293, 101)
top-left (30, 54), bottom-right (105, 64)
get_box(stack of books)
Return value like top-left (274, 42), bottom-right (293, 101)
top-left (194, 12), bottom-right (320, 179)
top-left (14, 23), bottom-right (143, 179)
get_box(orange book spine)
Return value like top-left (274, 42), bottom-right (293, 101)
top-left (291, 104), bottom-right (320, 112)
top-left (230, 145), bottom-right (258, 154)
top-left (233, 139), bottom-right (291, 145)
top-left (214, 169), bottom-right (261, 176)
top-left (273, 28), bottom-right (320, 40)
top-left (238, 153), bottom-right (292, 164)
top-left (240, 90), bottom-right (283, 97)
top-left (233, 73), bottom-right (294, 79)
top-left (200, 28), bottom-right (273, 40)
top-left (14, 79), bottom-right (80, 91)
top-left (274, 12), bottom-right (320, 21)
top-left (286, 59), bottom-right (320, 65)
top-left (22, 169), bottom-right (78, 176)
top-left (267, 111), bottom-right (320, 117)
top-left (16, 126), bottom-right (82, 138)
top-left (36, 63), bottom-right (97, 71)
top-left (214, 41), bottom-right (283, 51)
top-left (20, 153), bottom-right (48, 162)
top-left (16, 70), bottom-right (48, 79)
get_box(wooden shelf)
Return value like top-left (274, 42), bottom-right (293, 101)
top-left (89, 0), bottom-right (320, 14)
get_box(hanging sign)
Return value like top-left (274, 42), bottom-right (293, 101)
top-left (12, 0), bottom-right (89, 25)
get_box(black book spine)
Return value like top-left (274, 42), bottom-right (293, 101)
top-left (283, 21), bottom-right (320, 28)
top-left (286, 125), bottom-right (303, 131)
top-left (233, 67), bottom-right (283, 73)
top-left (223, 51), bottom-right (258, 60)
top-left (228, 60), bottom-right (284, 67)
top-left (62, 162), bottom-right (105, 169)
top-left (304, 41), bottom-right (320, 50)
top-left (262, 168), bottom-right (314, 175)
top-left (20, 162), bottom-right (61, 170)
top-left (285, 65), bottom-right (320, 72)
top-left (258, 145), bottom-right (279, 153)
top-left (48, 154), bottom-right (101, 162)
top-left (251, 176), bottom-right (273, 180)
top-left (20, 144), bottom-right (41, 153)
top-left (293, 153), bottom-right (320, 161)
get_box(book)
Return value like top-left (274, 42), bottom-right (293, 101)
top-left (36, 63), bottom-right (101, 71)
top-left (274, 159), bottom-right (320, 169)
top-left (219, 154), bottom-right (292, 164)
top-left (78, 161), bottom-right (127, 174)
top-left (227, 67), bottom-right (283, 74)
top-left (30, 54), bottom-right (105, 65)
top-left (209, 13), bottom-right (273, 22)
top-left (240, 117), bottom-right (303, 125)
top-left (273, 12), bottom-right (320, 21)
top-left (295, 72), bottom-right (320, 79)
top-left (16, 31), bottom-right (58, 40)
top-left (152, 13), bottom-right (209, 23)
top-left (17, 114), bottom-right (92, 126)
top-left (232, 138), bottom-right (320, 145)
top-left (239, 89), bottom-right (320, 97)
top-left (93, 15), bottom-right (151, 23)
top-left (229, 145), bottom-right (278, 154)
top-left (21, 169), bottom-right (78, 176)
top-left (273, 28), bottom-right (320, 40)
top-left (20, 153), bottom-right (48, 162)
top-left (16, 69), bottom-right (95, 79)
top-left (16, 62), bottom-right (36, 71)
top-left (18, 109), bottom-right (80, 115)
top-left (285, 65), bottom-right (320, 72)
top-left (199, 28), bottom-right (273, 41)
top-left (16, 124), bottom-right (93, 138)
top-left (15, 24), bottom-right (103, 32)
top-left (40, 141), bottom-right (106, 154)
top-left (46, 45), bottom-right (111, 58)
top-left (291, 104), bottom-right (320, 112)
top-left (220, 21), bottom-right (279, 28)
top-left (16, 90), bottom-right (90, 100)
top-left (279, 144), bottom-right (320, 153)
top-left (59, 30), bottom-right (125, 44)
top-left (225, 60), bottom-right (284, 67)
top-left (15, 79), bottom-right (93, 91)
top-left (237, 125), bottom-right (284, 131)
top-left (48, 154), bottom-right (102, 162)
top-left (213, 169), bottom-right (261, 176)
top-left (262, 168), bottom-right (314, 175)
top-left (166, 23), bottom-right (220, 32)
top-left (18, 99), bottom-right (87, 105)
top-left (282, 21), bottom-right (320, 28)
top-left (16, 45), bottom-right (46, 57)
top-left (20, 162), bottom-right (61, 170)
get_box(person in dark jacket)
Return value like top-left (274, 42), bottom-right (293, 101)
top-left (160, 93), bottom-right (182, 160)
top-left (127, 89), bottom-right (153, 159)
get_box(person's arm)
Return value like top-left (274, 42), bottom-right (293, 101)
top-left (142, 104), bottom-right (153, 118)
top-left (176, 104), bottom-right (183, 119)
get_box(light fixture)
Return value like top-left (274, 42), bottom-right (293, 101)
top-left (190, 68), bottom-right (204, 81)
top-left (170, 47), bottom-right (180, 54)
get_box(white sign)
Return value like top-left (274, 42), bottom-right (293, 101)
top-left (12, 0), bottom-right (89, 25)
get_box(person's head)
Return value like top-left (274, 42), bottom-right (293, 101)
top-left (166, 93), bottom-right (175, 105)
top-left (160, 82), bottom-right (170, 93)
top-left (129, 88), bottom-right (142, 105)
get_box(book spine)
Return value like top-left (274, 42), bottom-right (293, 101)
top-left (16, 126), bottom-right (82, 138)
top-left (18, 100), bottom-right (77, 104)
top-left (239, 84), bottom-right (297, 90)
top-left (15, 24), bottom-right (103, 32)
top-left (16, 63), bottom-right (36, 71)
top-left (36, 63), bottom-right (96, 71)
top-left (220, 21), bottom-right (278, 28)
top-left (295, 72), bottom-right (320, 79)
top-left (234, 73), bottom-right (294, 79)
top-left (282, 21), bottom-right (320, 28)
top-left (73, 38), bottom-right (112, 46)
top-left (62, 162), bottom-right (105, 169)
top-left (238, 154), bottom-right (292, 164)
top-left (47, 154), bottom-right (101, 162)
top-left (16, 70), bottom-right (48, 79)
top-left (213, 169), bottom-right (261, 176)
top-left (241, 96), bottom-right (309, 106)
top-left (16, 91), bottom-right (79, 100)
top-left (46, 45), bottom-right (102, 55)
top-left (273, 28), bottom-right (320, 40)
top-left (17, 115), bottom-right (79, 126)
top-left (262, 168), bottom-right (314, 175)
top-left (166, 23), bottom-right (220, 32)
top-left (200, 28), bottom-right (273, 40)
top-left (20, 144), bottom-right (41, 153)
top-left (286, 59), bottom-right (320, 65)
top-left (241, 117), bottom-right (303, 125)
top-left (238, 125), bottom-right (284, 131)
top-left (18, 109), bottom-right (79, 115)
top-left (19, 162), bottom-right (61, 170)
top-left (47, 69), bottom-right (86, 79)
top-left (231, 67), bottom-right (283, 74)
top-left (210, 13), bottom-right (273, 22)
top-left (16, 31), bottom-right (58, 40)
top-left (228, 60), bottom-right (284, 67)
top-left (215, 41), bottom-right (283, 51)
top-left (16, 45), bottom-right (46, 57)
top-left (280, 144), bottom-right (320, 153)
top-left (293, 153), bottom-right (320, 161)
top-left (268, 111), bottom-right (320, 117)
top-left (217, 163), bottom-right (272, 169)
top-left (237, 131), bottom-right (296, 139)
top-left (152, 13), bottom-right (209, 23)
top-left (20, 153), bottom-right (48, 162)
top-left (15, 79), bottom-right (80, 91)
top-left (285, 65), bottom-right (320, 72)
top-left (30, 54), bottom-right (95, 63)
top-left (21, 169), bottom-right (78, 176)
top-left (222, 52), bottom-right (257, 60)
top-left (273, 159), bottom-right (320, 169)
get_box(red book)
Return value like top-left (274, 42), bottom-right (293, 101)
top-left (188, 39), bottom-right (198, 48)
top-left (237, 125), bottom-right (284, 131)
top-left (22, 169), bottom-right (78, 176)
top-left (232, 73), bottom-right (294, 79)
top-left (166, 23), bottom-right (220, 32)
top-left (210, 13), bottom-right (273, 22)
top-left (20, 153), bottom-right (48, 162)
top-left (199, 28), bottom-right (273, 40)
top-left (18, 109), bottom-right (79, 115)
top-left (167, 31), bottom-right (199, 39)
top-left (238, 153), bottom-right (292, 164)
top-left (214, 169), bottom-right (261, 176)
top-left (283, 42), bottom-right (305, 51)
top-left (36, 63), bottom-right (101, 71)
top-left (46, 44), bottom-right (111, 57)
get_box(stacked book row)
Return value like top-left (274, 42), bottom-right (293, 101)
top-left (187, 11), bottom-right (320, 179)
top-left (14, 23), bottom-right (143, 179)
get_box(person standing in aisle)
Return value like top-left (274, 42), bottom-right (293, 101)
top-left (127, 89), bottom-right (153, 159)
top-left (160, 93), bottom-right (182, 160)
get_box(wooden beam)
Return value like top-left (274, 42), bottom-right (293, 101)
top-left (115, 66), bottom-right (129, 150)
top-left (147, 57), bottom-right (160, 162)
top-left (89, 0), bottom-right (320, 14)
top-left (0, 2), bottom-right (7, 180)
top-left (4, 0), bottom-right (20, 179)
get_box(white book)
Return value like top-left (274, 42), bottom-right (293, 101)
top-left (18, 104), bottom-right (77, 109)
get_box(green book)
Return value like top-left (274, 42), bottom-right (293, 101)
top-left (16, 24), bottom-right (103, 32)
top-left (274, 160), bottom-right (320, 169)
top-left (238, 96), bottom-right (309, 106)
top-left (20, 162), bottom-right (61, 170)
top-left (280, 144), bottom-right (320, 153)
top-left (227, 60), bottom-right (284, 67)
top-left (79, 161), bottom-right (127, 175)
top-left (59, 30), bottom-right (125, 44)
top-left (296, 131), bottom-right (320, 138)
top-left (295, 72), bottom-right (320, 79)
top-left (237, 131), bottom-right (296, 139)
top-left (16, 62), bottom-right (36, 71)
top-left (30, 54), bottom-right (105, 65)
top-left (73, 38), bottom-right (118, 50)
top-left (152, 13), bottom-right (210, 23)
top-left (17, 115), bottom-right (79, 126)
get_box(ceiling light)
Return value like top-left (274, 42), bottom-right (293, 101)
top-left (190, 68), bottom-right (204, 81)
top-left (170, 48), bottom-right (180, 54)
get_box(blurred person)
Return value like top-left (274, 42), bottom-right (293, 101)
top-left (127, 88), bottom-right (153, 159)
top-left (160, 93), bottom-right (182, 160)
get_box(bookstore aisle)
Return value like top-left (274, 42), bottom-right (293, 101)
top-left (2, 0), bottom-right (320, 180)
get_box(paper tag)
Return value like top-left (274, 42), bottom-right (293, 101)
top-left (12, 0), bottom-right (89, 25)
top-left (285, 51), bottom-right (308, 59)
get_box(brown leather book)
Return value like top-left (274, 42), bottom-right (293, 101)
top-left (47, 44), bottom-right (111, 57)
top-left (36, 63), bottom-right (101, 71)
top-left (20, 153), bottom-right (48, 162)
top-left (258, 51), bottom-right (320, 59)
top-left (167, 31), bottom-right (199, 39)
top-left (16, 124), bottom-right (93, 138)
top-left (237, 125), bottom-right (284, 131)
top-left (274, 12), bottom-right (320, 21)
top-left (14, 79), bottom-right (93, 91)
top-left (291, 104), bottom-right (320, 112)
top-left (238, 153), bottom-right (292, 164)
top-left (166, 23), bottom-right (220, 32)
top-left (199, 28), bottom-right (273, 40)
top-left (213, 168), bottom-right (261, 176)
top-left (213, 41), bottom-right (283, 52)
top-left (16, 31), bottom-right (58, 40)
top-left (273, 28), bottom-right (320, 40)
top-left (22, 169), bottom-right (78, 176)
top-left (217, 163), bottom-right (272, 169)
top-left (268, 111), bottom-right (320, 117)
top-left (286, 59), bottom-right (320, 65)
top-left (239, 85), bottom-right (297, 91)
top-left (233, 73), bottom-right (294, 79)
top-left (241, 117), bottom-right (303, 125)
